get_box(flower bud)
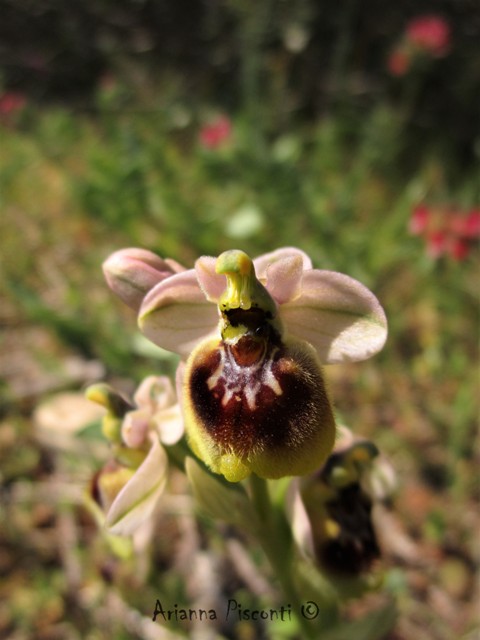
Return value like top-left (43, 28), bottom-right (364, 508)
top-left (86, 383), bottom-right (133, 417)
top-left (86, 383), bottom-right (133, 443)
top-left (91, 460), bottom-right (136, 512)
top-left (103, 248), bottom-right (184, 311)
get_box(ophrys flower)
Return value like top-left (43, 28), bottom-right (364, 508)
top-left (287, 426), bottom-right (395, 576)
top-left (104, 247), bottom-right (387, 482)
top-left (86, 376), bottom-right (182, 534)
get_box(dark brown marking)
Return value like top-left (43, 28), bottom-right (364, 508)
top-left (188, 339), bottom-right (332, 458)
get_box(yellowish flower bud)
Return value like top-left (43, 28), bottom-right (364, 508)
top-left (92, 461), bottom-right (136, 512)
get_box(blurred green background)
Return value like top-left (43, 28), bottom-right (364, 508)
top-left (0, 1), bottom-right (479, 639)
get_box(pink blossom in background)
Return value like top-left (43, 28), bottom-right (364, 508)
top-left (387, 49), bottom-right (410, 77)
top-left (199, 115), bottom-right (232, 149)
top-left (405, 15), bottom-right (451, 57)
top-left (448, 238), bottom-right (470, 261)
top-left (0, 91), bottom-right (27, 116)
top-left (409, 204), bottom-right (480, 261)
top-left (447, 209), bottom-right (480, 241)
top-left (387, 14), bottom-right (451, 76)
top-left (425, 230), bottom-right (448, 259)
top-left (409, 204), bottom-right (430, 235)
top-left (460, 210), bottom-right (480, 239)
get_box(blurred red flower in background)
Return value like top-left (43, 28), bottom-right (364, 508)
top-left (387, 49), bottom-right (410, 77)
top-left (409, 205), bottom-right (480, 261)
top-left (409, 204), bottom-right (430, 235)
top-left (448, 238), bottom-right (470, 261)
top-left (406, 15), bottom-right (451, 57)
top-left (425, 230), bottom-right (448, 259)
top-left (387, 14), bottom-right (451, 76)
top-left (450, 209), bottom-right (480, 239)
top-left (199, 115), bottom-right (232, 149)
top-left (0, 91), bottom-right (27, 116)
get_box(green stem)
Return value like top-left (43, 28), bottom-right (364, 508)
top-left (248, 474), bottom-right (317, 639)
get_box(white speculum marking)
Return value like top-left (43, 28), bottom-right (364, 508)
top-left (207, 343), bottom-right (283, 411)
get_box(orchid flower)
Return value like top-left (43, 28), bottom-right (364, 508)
top-left (86, 376), bottom-right (183, 535)
top-left (288, 426), bottom-right (396, 576)
top-left (103, 247), bottom-right (387, 483)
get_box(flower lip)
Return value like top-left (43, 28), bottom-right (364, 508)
top-left (183, 334), bottom-right (336, 481)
